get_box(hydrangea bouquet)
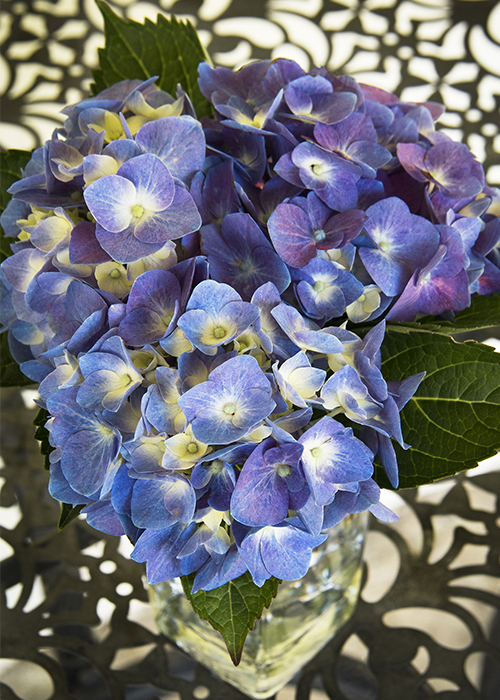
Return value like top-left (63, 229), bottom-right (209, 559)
top-left (1, 2), bottom-right (500, 669)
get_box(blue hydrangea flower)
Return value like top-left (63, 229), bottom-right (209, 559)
top-left (131, 522), bottom-right (209, 584)
top-left (46, 387), bottom-right (121, 497)
top-left (130, 471), bottom-right (196, 529)
top-left (275, 141), bottom-right (362, 211)
top-left (178, 354), bottom-right (275, 444)
top-left (3, 60), bottom-right (497, 595)
top-left (191, 459), bottom-right (236, 511)
top-left (271, 303), bottom-right (344, 355)
top-left (323, 478), bottom-right (398, 528)
top-left (178, 280), bottom-right (260, 355)
top-left (84, 153), bottom-right (201, 262)
top-left (298, 416), bottom-right (374, 506)
top-left (235, 518), bottom-right (327, 585)
top-left (292, 257), bottom-right (364, 321)
top-left (142, 366), bottom-right (185, 436)
top-left (272, 351), bottom-right (326, 408)
top-left (76, 336), bottom-right (143, 412)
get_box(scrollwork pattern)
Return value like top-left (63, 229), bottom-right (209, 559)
top-left (1, 0), bottom-right (499, 182)
top-left (1, 2), bottom-right (500, 697)
top-left (1, 382), bottom-right (499, 697)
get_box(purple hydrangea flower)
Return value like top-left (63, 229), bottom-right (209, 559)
top-left (283, 74), bottom-right (357, 125)
top-left (358, 197), bottom-right (440, 296)
top-left (201, 212), bottom-right (290, 300)
top-left (275, 141), bottom-right (362, 211)
top-left (313, 113), bottom-right (392, 177)
top-left (267, 191), bottom-right (367, 268)
top-left (230, 438), bottom-right (307, 527)
top-left (118, 269), bottom-right (182, 346)
top-left (4, 59), bottom-right (497, 596)
top-left (387, 225), bottom-right (470, 321)
top-left (134, 115), bottom-right (206, 183)
top-left (397, 136), bottom-right (485, 199)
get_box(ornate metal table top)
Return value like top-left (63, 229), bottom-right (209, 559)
top-left (1, 382), bottom-right (499, 700)
top-left (1, 1), bottom-right (500, 698)
top-left (2, 0), bottom-right (500, 184)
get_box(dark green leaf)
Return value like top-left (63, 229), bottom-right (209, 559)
top-left (378, 330), bottom-right (500, 489)
top-left (34, 411), bottom-right (85, 529)
top-left (0, 150), bottom-right (37, 388)
top-left (352, 295), bottom-right (500, 340)
top-left (0, 151), bottom-right (34, 388)
top-left (443, 294), bottom-right (500, 334)
top-left (181, 571), bottom-right (281, 665)
top-left (33, 408), bottom-right (55, 470)
top-left (92, 2), bottom-right (213, 118)
top-left (0, 149), bottom-right (31, 260)
top-left (0, 333), bottom-right (35, 388)
top-left (58, 502), bottom-right (86, 530)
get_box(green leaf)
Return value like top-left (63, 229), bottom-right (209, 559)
top-left (33, 408), bottom-right (55, 470)
top-left (58, 502), bottom-right (86, 530)
top-left (377, 330), bottom-right (500, 489)
top-left (352, 295), bottom-right (500, 340)
top-left (0, 149), bottom-right (31, 260)
top-left (33, 410), bottom-right (86, 529)
top-left (0, 333), bottom-right (35, 388)
top-left (181, 571), bottom-right (281, 665)
top-left (0, 150), bottom-right (35, 388)
top-left (387, 297), bottom-right (500, 337)
top-left (92, 2), bottom-right (213, 118)
top-left (443, 294), bottom-right (500, 334)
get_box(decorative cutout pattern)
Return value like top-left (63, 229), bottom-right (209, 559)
top-left (1, 1), bottom-right (500, 696)
top-left (1, 0), bottom-right (500, 183)
top-left (1, 383), bottom-right (499, 698)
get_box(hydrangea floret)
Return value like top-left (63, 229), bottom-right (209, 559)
top-left (2, 46), bottom-right (499, 612)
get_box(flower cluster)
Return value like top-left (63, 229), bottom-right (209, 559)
top-left (1, 60), bottom-right (499, 593)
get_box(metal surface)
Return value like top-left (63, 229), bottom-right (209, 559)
top-left (1, 1), bottom-right (500, 697)
top-left (1, 0), bottom-right (499, 186)
top-left (1, 383), bottom-right (499, 699)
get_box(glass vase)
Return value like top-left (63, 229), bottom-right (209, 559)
top-left (149, 511), bottom-right (368, 699)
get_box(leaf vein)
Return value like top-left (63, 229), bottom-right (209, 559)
top-left (413, 401), bottom-right (486, 446)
